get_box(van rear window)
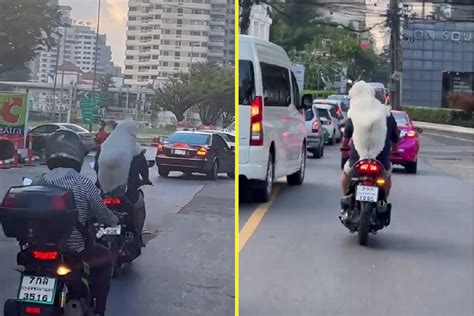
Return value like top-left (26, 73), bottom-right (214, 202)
top-left (239, 60), bottom-right (255, 105)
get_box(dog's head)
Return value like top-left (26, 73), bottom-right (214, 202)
top-left (349, 81), bottom-right (375, 99)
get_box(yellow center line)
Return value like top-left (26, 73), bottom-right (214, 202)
top-left (239, 185), bottom-right (282, 252)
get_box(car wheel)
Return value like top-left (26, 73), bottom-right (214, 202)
top-left (314, 143), bottom-right (323, 159)
top-left (405, 160), bottom-right (417, 174)
top-left (287, 144), bottom-right (306, 185)
top-left (253, 152), bottom-right (274, 203)
top-left (159, 167), bottom-right (169, 178)
top-left (207, 160), bottom-right (218, 180)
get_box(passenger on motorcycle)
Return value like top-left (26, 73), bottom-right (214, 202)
top-left (36, 129), bottom-right (119, 316)
top-left (98, 120), bottom-right (150, 246)
top-left (340, 81), bottom-right (399, 199)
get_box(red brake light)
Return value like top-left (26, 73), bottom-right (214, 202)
top-left (174, 143), bottom-right (189, 148)
top-left (33, 251), bottom-right (58, 261)
top-left (157, 143), bottom-right (164, 153)
top-left (51, 194), bottom-right (69, 210)
top-left (357, 162), bottom-right (381, 174)
top-left (250, 96), bottom-right (263, 146)
top-left (104, 197), bottom-right (121, 206)
top-left (312, 120), bottom-right (320, 133)
top-left (1, 193), bottom-right (16, 207)
top-left (406, 130), bottom-right (416, 137)
top-left (25, 307), bottom-right (41, 315)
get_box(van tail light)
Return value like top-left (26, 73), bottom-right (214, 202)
top-left (25, 307), bottom-right (41, 315)
top-left (250, 96), bottom-right (263, 146)
top-left (312, 120), bottom-right (320, 133)
top-left (32, 251), bottom-right (58, 261)
top-left (357, 162), bottom-right (381, 175)
top-left (104, 197), bottom-right (121, 206)
top-left (197, 147), bottom-right (208, 156)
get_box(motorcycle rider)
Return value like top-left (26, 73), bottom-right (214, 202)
top-left (98, 120), bottom-right (150, 246)
top-left (340, 82), bottom-right (399, 200)
top-left (36, 129), bottom-right (119, 316)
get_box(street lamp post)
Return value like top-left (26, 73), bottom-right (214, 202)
top-left (59, 24), bottom-right (70, 122)
top-left (91, 0), bottom-right (101, 131)
top-left (188, 42), bottom-right (199, 84)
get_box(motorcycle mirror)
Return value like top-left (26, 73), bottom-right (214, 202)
top-left (22, 177), bottom-right (33, 186)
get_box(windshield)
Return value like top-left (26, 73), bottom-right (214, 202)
top-left (392, 112), bottom-right (410, 127)
top-left (167, 133), bottom-right (211, 145)
top-left (61, 124), bottom-right (88, 133)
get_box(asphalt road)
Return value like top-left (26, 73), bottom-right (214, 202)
top-left (239, 132), bottom-right (473, 316)
top-left (0, 152), bottom-right (234, 315)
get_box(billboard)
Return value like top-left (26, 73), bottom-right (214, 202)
top-left (0, 93), bottom-right (28, 137)
top-left (291, 64), bottom-right (305, 93)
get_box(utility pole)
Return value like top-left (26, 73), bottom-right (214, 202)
top-left (388, 0), bottom-right (402, 110)
top-left (91, 0), bottom-right (101, 131)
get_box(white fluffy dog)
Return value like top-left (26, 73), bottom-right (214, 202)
top-left (347, 81), bottom-right (391, 159)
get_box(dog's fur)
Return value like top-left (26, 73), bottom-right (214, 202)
top-left (347, 81), bottom-right (391, 159)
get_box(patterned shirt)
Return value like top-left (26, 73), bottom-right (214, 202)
top-left (36, 168), bottom-right (118, 252)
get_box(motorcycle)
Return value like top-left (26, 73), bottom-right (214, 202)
top-left (1, 180), bottom-right (96, 316)
top-left (339, 157), bottom-right (391, 245)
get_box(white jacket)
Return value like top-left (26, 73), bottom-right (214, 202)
top-left (98, 120), bottom-right (141, 194)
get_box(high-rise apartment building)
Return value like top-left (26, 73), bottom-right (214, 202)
top-left (124, 0), bottom-right (235, 88)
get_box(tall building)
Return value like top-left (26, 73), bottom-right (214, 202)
top-left (124, 0), bottom-right (235, 88)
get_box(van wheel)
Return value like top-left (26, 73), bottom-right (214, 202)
top-left (253, 152), bottom-right (274, 203)
top-left (287, 144), bottom-right (306, 185)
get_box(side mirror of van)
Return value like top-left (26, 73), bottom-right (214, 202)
top-left (301, 94), bottom-right (313, 110)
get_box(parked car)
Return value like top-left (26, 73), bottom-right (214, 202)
top-left (156, 131), bottom-right (234, 179)
top-left (340, 110), bottom-right (422, 173)
top-left (26, 123), bottom-right (95, 154)
top-left (304, 106), bottom-right (324, 158)
top-left (239, 35), bottom-right (310, 202)
top-left (314, 104), bottom-right (341, 145)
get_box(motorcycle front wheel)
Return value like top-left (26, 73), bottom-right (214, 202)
top-left (358, 202), bottom-right (372, 246)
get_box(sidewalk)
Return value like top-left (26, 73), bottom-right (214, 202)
top-left (413, 121), bottom-right (474, 136)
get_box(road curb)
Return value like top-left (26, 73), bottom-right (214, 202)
top-left (413, 121), bottom-right (474, 136)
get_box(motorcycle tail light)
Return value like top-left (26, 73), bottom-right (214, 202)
top-left (25, 307), bottom-right (41, 315)
top-left (33, 251), bottom-right (58, 261)
top-left (104, 197), bottom-right (121, 206)
top-left (357, 162), bottom-right (381, 174)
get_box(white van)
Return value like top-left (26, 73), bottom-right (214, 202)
top-left (239, 35), bottom-right (312, 202)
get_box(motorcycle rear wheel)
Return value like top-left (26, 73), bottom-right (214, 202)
top-left (358, 202), bottom-right (372, 246)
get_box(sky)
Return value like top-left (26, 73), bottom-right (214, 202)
top-left (59, 0), bottom-right (128, 67)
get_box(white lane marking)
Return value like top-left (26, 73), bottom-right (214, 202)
top-left (424, 132), bottom-right (474, 143)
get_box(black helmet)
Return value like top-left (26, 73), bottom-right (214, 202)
top-left (45, 130), bottom-right (86, 172)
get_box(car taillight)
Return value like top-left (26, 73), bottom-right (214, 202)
top-left (33, 251), bottom-right (58, 261)
top-left (328, 120), bottom-right (332, 125)
top-left (157, 143), bottom-right (164, 153)
top-left (103, 197), bottom-right (121, 206)
top-left (312, 120), bottom-right (320, 133)
top-left (174, 142), bottom-right (189, 148)
top-left (25, 307), bottom-right (41, 315)
top-left (406, 130), bottom-right (416, 137)
top-left (250, 96), bottom-right (263, 146)
top-left (1, 193), bottom-right (16, 207)
top-left (197, 147), bottom-right (207, 156)
top-left (357, 162), bottom-right (381, 174)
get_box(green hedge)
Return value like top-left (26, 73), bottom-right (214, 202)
top-left (303, 90), bottom-right (338, 99)
top-left (403, 106), bottom-right (474, 128)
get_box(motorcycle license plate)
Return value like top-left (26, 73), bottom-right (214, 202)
top-left (17, 275), bottom-right (57, 305)
top-left (104, 225), bottom-right (121, 235)
top-left (356, 185), bottom-right (379, 202)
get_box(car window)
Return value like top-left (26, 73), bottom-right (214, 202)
top-left (213, 134), bottom-right (228, 149)
top-left (167, 133), bottom-right (211, 145)
top-left (329, 107), bottom-right (338, 118)
top-left (239, 60), bottom-right (255, 105)
top-left (317, 109), bottom-right (330, 119)
top-left (222, 134), bottom-right (235, 143)
top-left (392, 112), bottom-right (409, 126)
top-left (304, 108), bottom-right (314, 121)
top-left (61, 124), bottom-right (88, 133)
top-left (260, 62), bottom-right (291, 107)
top-left (31, 125), bottom-right (58, 133)
top-left (291, 71), bottom-right (300, 108)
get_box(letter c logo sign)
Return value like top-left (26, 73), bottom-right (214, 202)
top-left (2, 98), bottom-right (22, 123)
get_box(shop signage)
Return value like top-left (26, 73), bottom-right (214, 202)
top-left (403, 30), bottom-right (472, 43)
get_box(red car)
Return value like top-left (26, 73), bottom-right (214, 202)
top-left (341, 110), bottom-right (422, 173)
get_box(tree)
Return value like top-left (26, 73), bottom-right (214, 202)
top-left (152, 77), bottom-right (198, 123)
top-left (97, 73), bottom-right (115, 109)
top-left (190, 63), bottom-right (234, 126)
top-left (0, 0), bottom-right (60, 73)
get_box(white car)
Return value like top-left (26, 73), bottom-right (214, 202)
top-left (314, 104), bottom-right (341, 145)
top-left (239, 35), bottom-right (311, 202)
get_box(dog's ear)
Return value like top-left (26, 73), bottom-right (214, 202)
top-left (349, 81), bottom-right (374, 98)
